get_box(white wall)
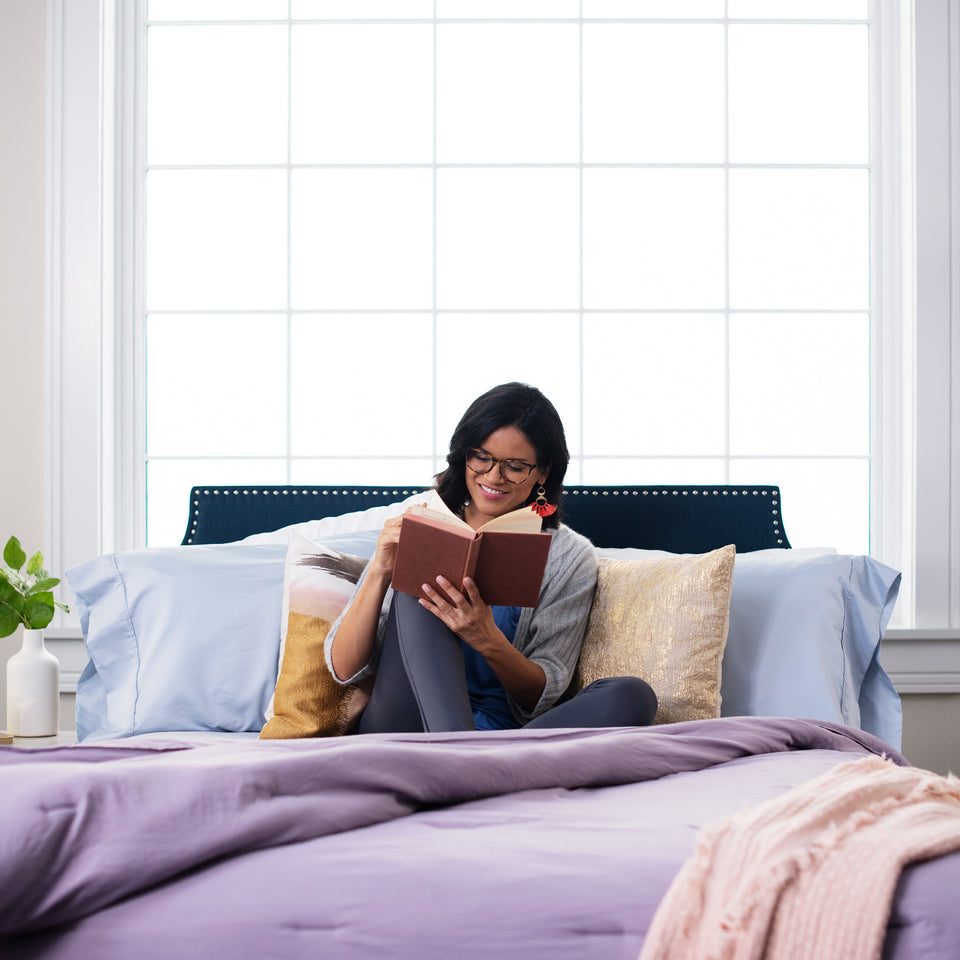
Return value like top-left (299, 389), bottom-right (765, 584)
top-left (901, 694), bottom-right (960, 775)
top-left (0, 1), bottom-right (48, 726)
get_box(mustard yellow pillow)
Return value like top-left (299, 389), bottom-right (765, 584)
top-left (260, 532), bottom-right (371, 739)
top-left (574, 545), bottom-right (736, 725)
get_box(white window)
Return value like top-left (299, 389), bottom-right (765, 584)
top-left (131, 0), bottom-right (878, 555)
top-left (50, 0), bottom-right (960, 631)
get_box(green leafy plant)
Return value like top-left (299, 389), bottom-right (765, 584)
top-left (0, 536), bottom-right (70, 638)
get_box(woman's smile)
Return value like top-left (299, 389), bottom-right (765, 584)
top-left (476, 482), bottom-right (509, 500)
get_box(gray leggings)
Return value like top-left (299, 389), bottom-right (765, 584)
top-left (358, 591), bottom-right (658, 734)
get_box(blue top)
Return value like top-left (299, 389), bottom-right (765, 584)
top-left (463, 606), bottom-right (522, 730)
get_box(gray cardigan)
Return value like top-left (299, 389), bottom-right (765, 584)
top-left (324, 524), bottom-right (599, 724)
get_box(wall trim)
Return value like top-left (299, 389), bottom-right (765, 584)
top-left (45, 0), bottom-right (102, 634)
top-left (46, 629), bottom-right (960, 696)
top-left (882, 629), bottom-right (960, 693)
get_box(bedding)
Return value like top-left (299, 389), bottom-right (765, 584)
top-left (67, 530), bottom-right (380, 741)
top-left (597, 546), bottom-right (903, 748)
top-left (641, 753), bottom-right (960, 960)
top-left (3, 717), bottom-right (870, 933)
top-left (67, 493), bottom-right (902, 749)
top-left (1, 718), bottom-right (957, 959)
top-left (4, 483), bottom-right (950, 960)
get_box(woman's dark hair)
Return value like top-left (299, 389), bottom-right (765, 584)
top-left (435, 382), bottom-right (569, 529)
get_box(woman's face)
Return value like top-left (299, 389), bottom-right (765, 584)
top-left (463, 425), bottom-right (548, 529)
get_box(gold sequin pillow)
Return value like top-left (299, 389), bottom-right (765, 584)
top-left (260, 531), bottom-right (372, 739)
top-left (574, 545), bottom-right (736, 725)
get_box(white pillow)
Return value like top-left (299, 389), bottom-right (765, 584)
top-left (241, 492), bottom-right (428, 545)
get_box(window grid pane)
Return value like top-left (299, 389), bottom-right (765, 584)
top-left (141, 8), bottom-right (875, 554)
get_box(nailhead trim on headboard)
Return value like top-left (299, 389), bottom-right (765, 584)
top-left (182, 484), bottom-right (789, 552)
top-left (184, 487), bottom-right (425, 544)
top-left (561, 486), bottom-right (785, 546)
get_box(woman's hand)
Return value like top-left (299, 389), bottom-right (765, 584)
top-left (421, 576), bottom-right (547, 711)
top-left (368, 514), bottom-right (405, 577)
top-left (419, 576), bottom-right (498, 653)
top-left (368, 505), bottom-right (426, 579)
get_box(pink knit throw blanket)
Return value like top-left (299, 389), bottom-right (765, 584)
top-left (640, 755), bottom-right (960, 960)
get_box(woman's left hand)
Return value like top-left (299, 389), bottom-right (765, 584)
top-left (422, 576), bottom-right (547, 711)
top-left (419, 576), bottom-right (498, 654)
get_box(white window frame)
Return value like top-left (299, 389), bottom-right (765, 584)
top-left (47, 0), bottom-right (960, 655)
top-left (911, 0), bottom-right (960, 632)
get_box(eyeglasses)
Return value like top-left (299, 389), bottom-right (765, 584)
top-left (466, 449), bottom-right (538, 484)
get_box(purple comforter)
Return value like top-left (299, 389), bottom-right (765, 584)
top-left (0, 717), bottom-right (954, 959)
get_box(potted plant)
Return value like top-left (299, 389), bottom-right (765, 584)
top-left (1, 536), bottom-right (70, 738)
top-left (0, 536), bottom-right (69, 636)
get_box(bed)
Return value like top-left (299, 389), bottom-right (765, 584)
top-left (2, 484), bottom-right (959, 959)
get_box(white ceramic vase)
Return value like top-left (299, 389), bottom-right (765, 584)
top-left (6, 627), bottom-right (60, 737)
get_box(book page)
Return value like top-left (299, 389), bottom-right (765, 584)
top-left (408, 495), bottom-right (470, 531)
top-left (408, 491), bottom-right (543, 534)
top-left (477, 507), bottom-right (543, 534)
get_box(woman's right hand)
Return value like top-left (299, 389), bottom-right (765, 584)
top-left (369, 514), bottom-right (404, 577)
top-left (368, 505), bottom-right (424, 579)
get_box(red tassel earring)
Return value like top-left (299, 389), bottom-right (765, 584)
top-left (531, 484), bottom-right (557, 517)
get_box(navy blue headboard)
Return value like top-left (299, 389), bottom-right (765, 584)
top-left (182, 485), bottom-right (789, 553)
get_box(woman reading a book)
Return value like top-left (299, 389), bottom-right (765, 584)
top-left (325, 382), bottom-right (658, 733)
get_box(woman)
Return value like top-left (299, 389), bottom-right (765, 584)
top-left (325, 382), bottom-right (657, 733)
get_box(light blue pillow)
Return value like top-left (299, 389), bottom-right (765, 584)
top-left (719, 551), bottom-right (902, 749)
top-left (594, 547), bottom-right (902, 750)
top-left (67, 532), bottom-right (380, 741)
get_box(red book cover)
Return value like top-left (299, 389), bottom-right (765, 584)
top-left (391, 513), bottom-right (482, 602)
top-left (391, 512), bottom-right (550, 607)
top-left (471, 530), bottom-right (551, 607)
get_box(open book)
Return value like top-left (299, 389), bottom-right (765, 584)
top-left (390, 495), bottom-right (551, 607)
